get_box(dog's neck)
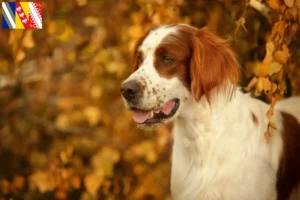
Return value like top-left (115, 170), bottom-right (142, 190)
top-left (171, 85), bottom-right (243, 198)
top-left (176, 85), bottom-right (239, 138)
top-left (173, 85), bottom-right (241, 165)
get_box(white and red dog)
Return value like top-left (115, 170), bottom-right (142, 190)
top-left (121, 24), bottom-right (300, 200)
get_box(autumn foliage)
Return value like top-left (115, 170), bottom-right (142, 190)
top-left (0, 0), bottom-right (299, 199)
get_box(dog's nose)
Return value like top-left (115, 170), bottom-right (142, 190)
top-left (121, 80), bottom-right (141, 101)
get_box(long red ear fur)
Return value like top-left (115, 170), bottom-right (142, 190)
top-left (190, 27), bottom-right (239, 103)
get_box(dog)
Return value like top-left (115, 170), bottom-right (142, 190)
top-left (120, 24), bottom-right (300, 200)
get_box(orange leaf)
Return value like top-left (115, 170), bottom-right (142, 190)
top-left (296, 0), bottom-right (300, 8)
top-left (71, 176), bottom-right (81, 189)
top-left (286, 6), bottom-right (298, 20)
top-left (277, 21), bottom-right (288, 38)
top-left (255, 77), bottom-right (264, 96)
top-left (271, 96), bottom-right (277, 108)
top-left (269, 121), bottom-right (278, 130)
top-left (262, 77), bottom-right (272, 94)
top-left (274, 50), bottom-right (289, 64)
top-left (84, 174), bottom-right (103, 196)
top-left (279, 81), bottom-right (287, 95)
top-left (267, 107), bottom-right (274, 120)
top-left (284, 0), bottom-right (295, 7)
top-left (271, 83), bottom-right (278, 94)
top-left (269, 61), bottom-right (283, 75)
top-left (244, 77), bottom-right (258, 92)
top-left (268, 0), bottom-right (281, 10)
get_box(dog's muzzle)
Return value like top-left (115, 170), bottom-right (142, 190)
top-left (120, 80), bottom-right (141, 104)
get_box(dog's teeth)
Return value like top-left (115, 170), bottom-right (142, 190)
top-left (149, 111), bottom-right (154, 119)
top-left (154, 109), bottom-right (160, 114)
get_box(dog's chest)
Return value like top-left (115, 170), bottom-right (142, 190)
top-left (170, 117), bottom-right (278, 200)
top-left (170, 123), bottom-right (236, 199)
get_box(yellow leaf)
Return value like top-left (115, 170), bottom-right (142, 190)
top-left (152, 13), bottom-right (161, 25)
top-left (245, 61), bottom-right (262, 76)
top-left (16, 51), bottom-right (25, 63)
top-left (29, 171), bottom-right (57, 193)
top-left (261, 62), bottom-right (271, 76)
top-left (0, 179), bottom-right (9, 195)
top-left (267, 108), bottom-right (274, 120)
top-left (262, 42), bottom-right (275, 76)
top-left (60, 151), bottom-right (69, 164)
top-left (269, 121), bottom-right (278, 130)
top-left (8, 31), bottom-right (23, 45)
top-left (76, 0), bottom-right (87, 6)
top-left (83, 106), bottom-right (101, 126)
top-left (12, 176), bottom-right (25, 190)
top-left (92, 147), bottom-right (120, 177)
top-left (146, 151), bottom-right (157, 163)
top-left (56, 25), bottom-right (74, 42)
top-left (71, 176), bottom-right (81, 189)
top-left (127, 25), bottom-right (143, 39)
top-left (255, 77), bottom-right (264, 96)
top-left (244, 77), bottom-right (258, 92)
top-left (271, 83), bottom-right (278, 93)
top-left (105, 61), bottom-right (126, 77)
top-left (269, 61), bottom-right (283, 75)
top-left (268, 0), bottom-right (281, 10)
top-left (134, 164), bottom-right (146, 175)
top-left (0, 60), bottom-right (9, 73)
top-left (90, 85), bottom-right (102, 100)
top-left (84, 174), bottom-right (103, 196)
top-left (23, 30), bottom-right (35, 49)
top-left (279, 81), bottom-right (286, 95)
top-left (83, 16), bottom-right (100, 27)
top-left (284, 0), bottom-right (295, 7)
top-left (296, 0), bottom-right (300, 8)
top-left (265, 42), bottom-right (275, 56)
top-left (277, 21), bottom-right (288, 38)
top-left (55, 114), bottom-right (70, 130)
top-left (235, 17), bottom-right (247, 34)
top-left (274, 50), bottom-right (289, 64)
top-left (47, 21), bottom-right (56, 35)
top-left (262, 77), bottom-right (272, 94)
top-left (286, 6), bottom-right (298, 20)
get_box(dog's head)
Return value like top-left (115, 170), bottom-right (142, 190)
top-left (121, 24), bottom-right (239, 128)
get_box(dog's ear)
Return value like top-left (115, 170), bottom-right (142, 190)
top-left (190, 27), bottom-right (239, 103)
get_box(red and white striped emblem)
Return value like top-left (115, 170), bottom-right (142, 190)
top-left (29, 2), bottom-right (42, 29)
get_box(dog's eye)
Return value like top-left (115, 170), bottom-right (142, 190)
top-left (162, 56), bottom-right (174, 65)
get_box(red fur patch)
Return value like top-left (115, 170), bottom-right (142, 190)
top-left (277, 112), bottom-right (300, 200)
top-left (188, 27), bottom-right (240, 102)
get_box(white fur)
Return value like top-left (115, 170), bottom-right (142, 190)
top-left (123, 25), bottom-right (300, 200)
top-left (171, 88), bottom-right (283, 200)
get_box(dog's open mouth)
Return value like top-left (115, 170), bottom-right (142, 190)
top-left (131, 99), bottom-right (180, 125)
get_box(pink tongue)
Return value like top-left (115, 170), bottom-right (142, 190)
top-left (132, 100), bottom-right (176, 123)
top-left (133, 110), bottom-right (151, 123)
top-left (161, 100), bottom-right (175, 115)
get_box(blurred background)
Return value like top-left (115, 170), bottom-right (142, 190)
top-left (0, 0), bottom-right (299, 199)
